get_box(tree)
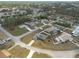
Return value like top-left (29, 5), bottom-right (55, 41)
top-left (1, 13), bottom-right (32, 30)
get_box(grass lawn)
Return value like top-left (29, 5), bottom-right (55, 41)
top-left (42, 25), bottom-right (51, 30)
top-left (36, 23), bottom-right (44, 27)
top-left (0, 35), bottom-right (6, 40)
top-left (0, 36), bottom-right (6, 40)
top-left (9, 45), bottom-right (30, 58)
top-left (5, 27), bottom-right (29, 36)
top-left (21, 29), bottom-right (42, 44)
top-left (32, 52), bottom-right (51, 58)
top-left (0, 31), bottom-right (7, 40)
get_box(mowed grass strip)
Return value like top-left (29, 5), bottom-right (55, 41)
top-left (0, 31), bottom-right (7, 40)
top-left (9, 45), bottom-right (30, 58)
top-left (5, 27), bottom-right (29, 36)
top-left (32, 52), bottom-right (51, 58)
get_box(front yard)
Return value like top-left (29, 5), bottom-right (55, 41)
top-left (9, 45), bottom-right (30, 58)
top-left (32, 52), bottom-right (51, 58)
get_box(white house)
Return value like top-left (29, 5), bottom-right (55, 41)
top-left (72, 26), bottom-right (79, 37)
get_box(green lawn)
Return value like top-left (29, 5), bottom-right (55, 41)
top-left (0, 35), bottom-right (6, 40)
top-left (36, 23), bottom-right (44, 27)
top-left (5, 27), bottom-right (29, 36)
top-left (42, 25), bottom-right (51, 30)
top-left (32, 52), bottom-right (51, 58)
top-left (0, 32), bottom-right (7, 40)
top-left (9, 45), bottom-right (30, 58)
